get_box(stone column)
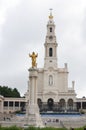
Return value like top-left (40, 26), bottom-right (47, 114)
top-left (13, 101), bottom-right (15, 112)
top-left (26, 68), bottom-right (43, 127)
top-left (0, 101), bottom-right (1, 113)
top-left (81, 102), bottom-right (82, 109)
top-left (19, 102), bottom-right (20, 111)
top-left (1, 101), bottom-right (3, 113)
top-left (65, 102), bottom-right (67, 112)
top-left (0, 100), bottom-right (3, 113)
top-left (8, 101), bottom-right (9, 113)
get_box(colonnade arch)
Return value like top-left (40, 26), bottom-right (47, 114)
top-left (59, 98), bottom-right (74, 111)
top-left (47, 98), bottom-right (54, 110)
top-left (67, 98), bottom-right (73, 110)
top-left (59, 99), bottom-right (66, 110)
top-left (37, 98), bottom-right (75, 112)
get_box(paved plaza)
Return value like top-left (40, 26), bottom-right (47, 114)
top-left (0, 113), bottom-right (86, 128)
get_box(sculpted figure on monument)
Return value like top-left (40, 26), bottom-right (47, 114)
top-left (29, 52), bottom-right (38, 68)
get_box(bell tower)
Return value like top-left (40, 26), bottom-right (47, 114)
top-left (44, 9), bottom-right (58, 69)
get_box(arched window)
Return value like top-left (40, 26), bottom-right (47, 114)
top-left (49, 75), bottom-right (53, 86)
top-left (50, 27), bottom-right (52, 32)
top-left (49, 48), bottom-right (53, 57)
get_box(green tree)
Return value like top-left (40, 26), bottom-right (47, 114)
top-left (0, 86), bottom-right (21, 97)
top-left (12, 88), bottom-right (20, 97)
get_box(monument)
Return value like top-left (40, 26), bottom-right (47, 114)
top-left (26, 52), bottom-right (43, 127)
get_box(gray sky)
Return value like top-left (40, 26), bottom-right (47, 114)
top-left (0, 0), bottom-right (86, 97)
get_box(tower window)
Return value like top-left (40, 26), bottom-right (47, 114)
top-left (49, 48), bottom-right (53, 57)
top-left (50, 27), bottom-right (52, 32)
top-left (49, 75), bottom-right (53, 86)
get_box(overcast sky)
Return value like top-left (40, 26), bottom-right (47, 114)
top-left (0, 0), bottom-right (86, 97)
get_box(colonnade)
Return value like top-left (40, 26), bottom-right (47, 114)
top-left (0, 97), bottom-right (26, 113)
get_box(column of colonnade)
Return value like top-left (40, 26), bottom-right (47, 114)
top-left (0, 100), bottom-right (3, 113)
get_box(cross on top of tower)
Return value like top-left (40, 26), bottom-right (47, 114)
top-left (49, 8), bottom-right (53, 19)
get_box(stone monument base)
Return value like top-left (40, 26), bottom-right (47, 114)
top-left (27, 113), bottom-right (43, 127)
top-left (26, 105), bottom-right (43, 127)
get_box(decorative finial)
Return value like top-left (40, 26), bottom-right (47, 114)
top-left (49, 8), bottom-right (53, 19)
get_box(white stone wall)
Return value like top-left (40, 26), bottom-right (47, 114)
top-left (58, 69), bottom-right (68, 92)
top-left (37, 70), bottom-right (44, 94)
top-left (37, 66), bottom-right (71, 103)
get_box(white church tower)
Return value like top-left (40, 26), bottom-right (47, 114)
top-left (44, 9), bottom-right (58, 69)
top-left (43, 10), bottom-right (69, 97)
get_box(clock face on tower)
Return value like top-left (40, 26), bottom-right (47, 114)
top-left (49, 35), bottom-right (53, 40)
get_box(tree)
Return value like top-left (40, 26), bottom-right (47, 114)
top-left (0, 86), bottom-right (21, 97)
top-left (12, 88), bottom-right (20, 97)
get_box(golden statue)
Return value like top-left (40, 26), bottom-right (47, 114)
top-left (29, 52), bottom-right (38, 68)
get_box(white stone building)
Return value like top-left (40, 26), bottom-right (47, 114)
top-left (27, 12), bottom-right (77, 112)
top-left (0, 12), bottom-right (86, 114)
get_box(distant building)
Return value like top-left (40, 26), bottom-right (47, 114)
top-left (0, 12), bottom-right (86, 113)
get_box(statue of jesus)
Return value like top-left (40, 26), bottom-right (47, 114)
top-left (29, 52), bottom-right (38, 68)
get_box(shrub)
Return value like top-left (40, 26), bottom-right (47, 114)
top-left (24, 127), bottom-right (67, 130)
top-left (0, 126), bottom-right (22, 130)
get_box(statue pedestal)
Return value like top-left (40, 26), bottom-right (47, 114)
top-left (26, 68), bottom-right (43, 127)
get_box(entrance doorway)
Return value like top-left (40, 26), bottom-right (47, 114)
top-left (47, 98), bottom-right (54, 111)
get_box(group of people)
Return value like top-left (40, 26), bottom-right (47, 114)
top-left (44, 118), bottom-right (59, 126)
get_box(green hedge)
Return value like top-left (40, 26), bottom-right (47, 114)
top-left (0, 126), bottom-right (22, 130)
top-left (0, 126), bottom-right (86, 130)
top-left (0, 126), bottom-right (67, 130)
top-left (24, 127), bottom-right (67, 130)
